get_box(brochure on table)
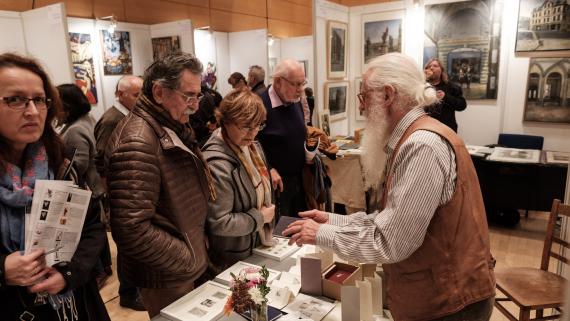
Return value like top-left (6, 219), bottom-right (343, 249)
top-left (160, 281), bottom-right (231, 321)
top-left (253, 237), bottom-right (301, 261)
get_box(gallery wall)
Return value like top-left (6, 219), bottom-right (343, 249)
top-left (314, 0), bottom-right (570, 152)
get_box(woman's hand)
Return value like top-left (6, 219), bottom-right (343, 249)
top-left (28, 267), bottom-right (66, 295)
top-left (270, 168), bottom-right (284, 192)
top-left (261, 205), bottom-right (275, 224)
top-left (4, 249), bottom-right (49, 286)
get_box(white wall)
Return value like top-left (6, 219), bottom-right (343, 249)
top-left (0, 11), bottom-right (26, 54)
top-left (281, 36), bottom-right (315, 89)
top-left (229, 29), bottom-right (269, 92)
top-left (150, 20), bottom-right (194, 55)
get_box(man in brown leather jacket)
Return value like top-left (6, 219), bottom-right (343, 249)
top-left (105, 53), bottom-right (216, 318)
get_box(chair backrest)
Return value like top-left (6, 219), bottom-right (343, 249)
top-left (498, 133), bottom-right (544, 150)
top-left (541, 199), bottom-right (570, 271)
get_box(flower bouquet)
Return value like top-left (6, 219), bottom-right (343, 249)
top-left (224, 265), bottom-right (270, 321)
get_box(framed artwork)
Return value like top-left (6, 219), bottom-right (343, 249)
top-left (362, 11), bottom-right (404, 73)
top-left (488, 147), bottom-right (540, 164)
top-left (545, 151), bottom-right (570, 165)
top-left (151, 36), bottom-right (180, 61)
top-left (515, 0), bottom-right (570, 55)
top-left (100, 30), bottom-right (132, 75)
top-left (327, 20), bottom-right (348, 79)
top-left (423, 0), bottom-right (503, 100)
top-left (298, 60), bottom-right (309, 78)
top-left (354, 77), bottom-right (365, 121)
top-left (320, 111), bottom-right (331, 137)
top-left (325, 81), bottom-right (349, 121)
top-left (523, 58), bottom-right (570, 124)
top-left (69, 32), bottom-right (97, 104)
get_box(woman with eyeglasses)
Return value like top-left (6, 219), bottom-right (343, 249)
top-left (0, 53), bottom-right (110, 320)
top-left (202, 89), bottom-right (275, 270)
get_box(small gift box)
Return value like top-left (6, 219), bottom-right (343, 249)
top-left (322, 262), bottom-right (361, 300)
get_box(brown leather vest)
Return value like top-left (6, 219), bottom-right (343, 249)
top-left (381, 116), bottom-right (495, 321)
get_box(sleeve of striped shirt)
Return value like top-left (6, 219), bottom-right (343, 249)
top-left (316, 131), bottom-right (455, 264)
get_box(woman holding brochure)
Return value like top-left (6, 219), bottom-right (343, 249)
top-left (0, 53), bottom-right (110, 320)
top-left (202, 89), bottom-right (275, 270)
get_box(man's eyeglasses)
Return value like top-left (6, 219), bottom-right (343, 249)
top-left (238, 123), bottom-right (266, 133)
top-left (280, 77), bottom-right (307, 88)
top-left (0, 96), bottom-right (51, 111)
top-left (357, 89), bottom-right (373, 105)
top-left (175, 90), bottom-right (203, 104)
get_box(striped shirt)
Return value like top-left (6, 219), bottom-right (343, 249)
top-left (316, 108), bottom-right (457, 264)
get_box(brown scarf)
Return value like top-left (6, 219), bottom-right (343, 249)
top-left (137, 95), bottom-right (217, 201)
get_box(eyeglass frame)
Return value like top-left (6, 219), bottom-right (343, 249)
top-left (237, 123), bottom-right (266, 133)
top-left (0, 96), bottom-right (52, 111)
top-left (356, 88), bottom-right (377, 105)
top-left (173, 90), bottom-right (203, 104)
top-left (279, 77), bottom-right (307, 88)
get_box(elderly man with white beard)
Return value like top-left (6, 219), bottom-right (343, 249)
top-left (282, 53), bottom-right (495, 321)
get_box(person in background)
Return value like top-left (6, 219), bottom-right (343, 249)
top-left (248, 65), bottom-right (267, 96)
top-left (93, 75), bottom-right (145, 311)
top-left (228, 72), bottom-right (248, 90)
top-left (304, 87), bottom-right (315, 126)
top-left (257, 59), bottom-right (307, 218)
top-left (424, 58), bottom-right (467, 132)
top-left (0, 53), bottom-right (109, 320)
top-left (202, 89), bottom-right (275, 270)
top-left (284, 53), bottom-right (495, 321)
top-left (190, 84), bottom-right (223, 147)
top-left (105, 53), bottom-right (216, 318)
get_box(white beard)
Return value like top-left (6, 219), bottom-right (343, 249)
top-left (361, 103), bottom-right (391, 189)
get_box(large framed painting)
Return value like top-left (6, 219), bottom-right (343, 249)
top-left (515, 0), bottom-right (570, 55)
top-left (423, 0), bottom-right (503, 100)
top-left (100, 30), bottom-right (132, 75)
top-left (69, 32), bottom-right (97, 104)
top-left (325, 81), bottom-right (349, 121)
top-left (152, 36), bottom-right (180, 61)
top-left (362, 11), bottom-right (404, 73)
top-left (327, 21), bottom-right (348, 79)
top-left (523, 58), bottom-right (570, 123)
top-left (354, 77), bottom-right (365, 121)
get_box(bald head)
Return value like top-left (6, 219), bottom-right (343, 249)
top-left (116, 75), bottom-right (143, 110)
top-left (272, 59), bottom-right (303, 79)
top-left (272, 59), bottom-right (306, 103)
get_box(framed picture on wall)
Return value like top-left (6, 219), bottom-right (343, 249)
top-left (69, 32), bottom-right (98, 104)
top-left (298, 60), bottom-right (309, 78)
top-left (325, 81), bottom-right (349, 121)
top-left (515, 0), bottom-right (570, 55)
top-left (152, 36), bottom-right (180, 61)
top-left (362, 11), bottom-right (404, 73)
top-left (354, 77), bottom-right (365, 121)
top-left (327, 21), bottom-right (348, 79)
top-left (523, 57), bottom-right (570, 124)
top-left (100, 30), bottom-right (132, 75)
top-left (423, 0), bottom-right (502, 100)
top-left (320, 111), bottom-right (331, 137)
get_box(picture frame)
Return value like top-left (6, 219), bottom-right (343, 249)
top-left (151, 36), bottom-right (180, 61)
top-left (423, 0), bottom-right (502, 100)
top-left (100, 30), bottom-right (132, 75)
top-left (354, 77), bottom-right (365, 121)
top-left (523, 58), bottom-right (570, 124)
top-left (327, 20), bottom-right (348, 79)
top-left (488, 147), bottom-right (541, 164)
top-left (545, 151), bottom-right (570, 165)
top-left (69, 32), bottom-right (98, 104)
top-left (324, 81), bottom-right (349, 121)
top-left (361, 11), bottom-right (404, 73)
top-left (515, 0), bottom-right (570, 56)
top-left (298, 60), bottom-right (309, 79)
top-left (320, 111), bottom-right (331, 137)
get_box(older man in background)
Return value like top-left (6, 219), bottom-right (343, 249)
top-left (248, 65), bottom-right (267, 96)
top-left (284, 53), bottom-right (495, 321)
top-left (257, 59), bottom-right (307, 219)
top-left (105, 53), bottom-right (216, 317)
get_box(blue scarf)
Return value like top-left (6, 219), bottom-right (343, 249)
top-left (0, 142), bottom-right (51, 253)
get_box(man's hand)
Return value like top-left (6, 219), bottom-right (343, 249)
top-left (298, 209), bottom-right (329, 223)
top-left (282, 219), bottom-right (321, 246)
top-left (270, 168), bottom-right (284, 192)
top-left (29, 267), bottom-right (66, 295)
top-left (4, 249), bottom-right (48, 286)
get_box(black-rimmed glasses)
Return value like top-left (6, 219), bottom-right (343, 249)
top-left (0, 96), bottom-right (51, 110)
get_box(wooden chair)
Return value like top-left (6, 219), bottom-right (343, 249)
top-left (494, 199), bottom-right (569, 321)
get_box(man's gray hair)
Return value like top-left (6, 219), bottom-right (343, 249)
top-left (366, 53), bottom-right (438, 109)
top-left (249, 65), bottom-right (265, 83)
top-left (272, 59), bottom-right (302, 79)
top-left (116, 75), bottom-right (142, 96)
top-left (142, 52), bottom-right (203, 98)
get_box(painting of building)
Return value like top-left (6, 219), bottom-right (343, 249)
top-left (424, 0), bottom-right (503, 100)
top-left (363, 19), bottom-right (402, 64)
top-left (524, 58), bottom-right (570, 123)
top-left (516, 0), bottom-right (570, 52)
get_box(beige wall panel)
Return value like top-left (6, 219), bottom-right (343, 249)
top-left (124, 0), bottom-right (209, 26)
top-left (211, 0), bottom-right (266, 18)
top-left (268, 0), bottom-right (311, 26)
top-left (211, 9), bottom-right (266, 33)
top-left (163, 0), bottom-right (209, 8)
top-left (93, 0), bottom-right (126, 21)
top-left (0, 0), bottom-right (33, 11)
top-left (36, 0), bottom-right (92, 18)
top-left (268, 19), bottom-right (311, 38)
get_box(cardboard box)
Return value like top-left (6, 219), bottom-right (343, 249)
top-left (322, 262), bottom-right (362, 300)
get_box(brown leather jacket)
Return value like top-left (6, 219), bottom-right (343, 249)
top-left (105, 105), bottom-right (209, 288)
